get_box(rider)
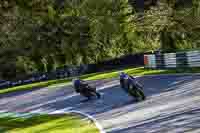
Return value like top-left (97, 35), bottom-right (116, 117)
top-left (72, 78), bottom-right (101, 99)
top-left (72, 78), bottom-right (87, 93)
top-left (119, 71), bottom-right (129, 89)
top-left (119, 71), bottom-right (143, 88)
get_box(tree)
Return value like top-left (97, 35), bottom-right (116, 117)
top-left (0, 0), bottom-right (154, 80)
top-left (131, 0), bottom-right (198, 52)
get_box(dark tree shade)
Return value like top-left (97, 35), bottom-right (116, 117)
top-left (175, 0), bottom-right (192, 9)
top-left (129, 0), bottom-right (158, 11)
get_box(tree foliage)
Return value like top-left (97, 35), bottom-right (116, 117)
top-left (0, 0), bottom-right (199, 80)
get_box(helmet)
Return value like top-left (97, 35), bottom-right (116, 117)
top-left (123, 74), bottom-right (129, 80)
top-left (119, 71), bottom-right (128, 79)
top-left (72, 78), bottom-right (80, 86)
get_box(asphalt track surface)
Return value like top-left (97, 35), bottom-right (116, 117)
top-left (0, 75), bottom-right (200, 133)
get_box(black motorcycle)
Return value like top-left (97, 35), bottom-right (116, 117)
top-left (75, 83), bottom-right (101, 100)
top-left (120, 78), bottom-right (146, 102)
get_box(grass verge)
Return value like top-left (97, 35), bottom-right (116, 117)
top-left (0, 113), bottom-right (99, 133)
top-left (1, 67), bottom-right (200, 95)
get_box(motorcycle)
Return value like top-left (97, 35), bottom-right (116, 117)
top-left (120, 78), bottom-right (146, 102)
top-left (76, 83), bottom-right (101, 100)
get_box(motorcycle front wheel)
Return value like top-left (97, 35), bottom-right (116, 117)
top-left (128, 85), bottom-right (145, 101)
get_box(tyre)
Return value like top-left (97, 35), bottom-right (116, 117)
top-left (120, 79), bottom-right (126, 88)
top-left (96, 92), bottom-right (101, 99)
top-left (121, 79), bottom-right (129, 93)
top-left (137, 89), bottom-right (146, 100)
top-left (128, 84), bottom-right (145, 101)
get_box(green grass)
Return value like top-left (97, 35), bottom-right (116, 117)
top-left (1, 67), bottom-right (200, 95)
top-left (84, 67), bottom-right (200, 80)
top-left (0, 113), bottom-right (99, 133)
